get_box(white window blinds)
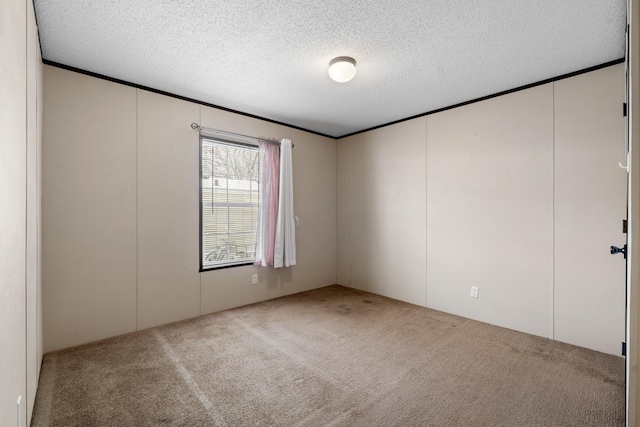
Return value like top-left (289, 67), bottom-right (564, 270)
top-left (200, 138), bottom-right (259, 269)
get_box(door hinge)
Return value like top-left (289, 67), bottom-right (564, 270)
top-left (624, 103), bottom-right (628, 117)
top-left (623, 342), bottom-right (626, 356)
top-left (623, 219), bottom-right (628, 234)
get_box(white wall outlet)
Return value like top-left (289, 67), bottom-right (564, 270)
top-left (251, 274), bottom-right (258, 285)
top-left (470, 286), bottom-right (479, 298)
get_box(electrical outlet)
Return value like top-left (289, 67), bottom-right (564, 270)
top-left (470, 286), bottom-right (479, 298)
top-left (251, 274), bottom-right (258, 285)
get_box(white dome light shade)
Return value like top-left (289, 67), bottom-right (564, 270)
top-left (328, 56), bottom-right (357, 83)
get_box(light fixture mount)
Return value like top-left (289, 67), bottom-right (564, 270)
top-left (328, 56), bottom-right (357, 83)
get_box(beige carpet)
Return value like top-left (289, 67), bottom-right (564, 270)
top-left (32, 285), bottom-right (625, 426)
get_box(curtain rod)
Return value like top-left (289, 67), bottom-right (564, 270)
top-left (191, 123), bottom-right (294, 147)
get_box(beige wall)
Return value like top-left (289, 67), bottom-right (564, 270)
top-left (136, 90), bottom-right (201, 330)
top-left (0, 0), bottom-right (43, 425)
top-left (336, 140), bottom-right (351, 286)
top-left (338, 64), bottom-right (626, 356)
top-left (42, 66), bottom-right (337, 352)
top-left (427, 84), bottom-right (554, 338)
top-left (337, 119), bottom-right (427, 305)
top-left (43, 68), bottom-right (138, 352)
top-left (26, 1), bottom-right (44, 421)
top-left (554, 65), bottom-right (627, 354)
top-left (36, 7), bottom-right (45, 387)
top-left (0, 1), bottom-right (27, 424)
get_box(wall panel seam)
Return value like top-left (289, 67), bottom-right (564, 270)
top-left (551, 81), bottom-right (556, 341)
top-left (424, 116), bottom-right (428, 308)
top-left (23, 0), bottom-right (29, 422)
top-left (199, 106), bottom-right (203, 315)
top-left (348, 139), bottom-right (352, 288)
top-left (135, 89), bottom-right (139, 331)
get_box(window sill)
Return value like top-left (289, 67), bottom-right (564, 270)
top-left (200, 262), bottom-right (254, 272)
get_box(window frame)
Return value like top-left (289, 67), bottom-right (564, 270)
top-left (199, 135), bottom-right (259, 272)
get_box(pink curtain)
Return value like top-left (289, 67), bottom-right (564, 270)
top-left (254, 140), bottom-right (280, 266)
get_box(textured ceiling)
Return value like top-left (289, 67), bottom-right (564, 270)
top-left (34, 0), bottom-right (626, 138)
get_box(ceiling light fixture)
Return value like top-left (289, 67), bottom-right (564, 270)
top-left (328, 56), bottom-right (357, 83)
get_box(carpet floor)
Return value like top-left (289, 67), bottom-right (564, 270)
top-left (31, 285), bottom-right (625, 426)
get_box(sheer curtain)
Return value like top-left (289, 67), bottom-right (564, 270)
top-left (274, 139), bottom-right (296, 267)
top-left (254, 138), bottom-right (296, 268)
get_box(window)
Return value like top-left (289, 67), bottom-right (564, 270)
top-left (200, 137), bottom-right (259, 270)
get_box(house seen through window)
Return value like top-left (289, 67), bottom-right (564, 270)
top-left (200, 137), bottom-right (259, 270)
